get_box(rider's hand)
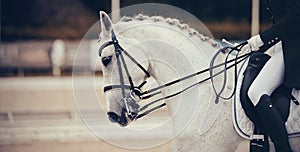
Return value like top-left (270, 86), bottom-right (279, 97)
top-left (247, 34), bottom-right (264, 51)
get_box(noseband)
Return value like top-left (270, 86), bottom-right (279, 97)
top-left (99, 30), bottom-right (252, 121)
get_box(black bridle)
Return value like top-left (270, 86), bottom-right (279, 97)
top-left (99, 30), bottom-right (252, 121)
top-left (99, 30), bottom-right (151, 120)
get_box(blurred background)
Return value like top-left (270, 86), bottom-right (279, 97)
top-left (0, 0), bottom-right (271, 151)
top-left (1, 0), bottom-right (272, 41)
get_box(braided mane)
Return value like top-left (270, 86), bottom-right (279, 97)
top-left (118, 14), bottom-right (220, 48)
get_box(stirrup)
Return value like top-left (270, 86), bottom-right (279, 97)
top-left (250, 134), bottom-right (269, 152)
top-left (251, 134), bottom-right (265, 140)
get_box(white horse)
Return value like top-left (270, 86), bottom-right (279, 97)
top-left (98, 11), bottom-right (300, 152)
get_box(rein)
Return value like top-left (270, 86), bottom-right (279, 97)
top-left (99, 30), bottom-right (251, 120)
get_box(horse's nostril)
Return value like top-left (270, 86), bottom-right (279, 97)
top-left (107, 112), bottom-right (119, 123)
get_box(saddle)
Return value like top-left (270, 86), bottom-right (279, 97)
top-left (233, 52), bottom-right (300, 140)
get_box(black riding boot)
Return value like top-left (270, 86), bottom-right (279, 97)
top-left (255, 94), bottom-right (292, 152)
top-left (240, 52), bottom-right (271, 125)
top-left (239, 52), bottom-right (271, 152)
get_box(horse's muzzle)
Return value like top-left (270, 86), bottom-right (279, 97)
top-left (107, 108), bottom-right (128, 126)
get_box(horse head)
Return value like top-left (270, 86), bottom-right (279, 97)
top-left (98, 11), bottom-right (150, 126)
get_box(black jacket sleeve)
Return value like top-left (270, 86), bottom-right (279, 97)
top-left (260, 0), bottom-right (300, 48)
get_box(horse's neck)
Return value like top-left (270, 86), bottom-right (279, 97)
top-left (114, 17), bottom-right (228, 132)
top-left (115, 19), bottom-right (217, 118)
top-left (114, 19), bottom-right (220, 84)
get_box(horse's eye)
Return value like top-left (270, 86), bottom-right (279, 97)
top-left (102, 56), bottom-right (112, 66)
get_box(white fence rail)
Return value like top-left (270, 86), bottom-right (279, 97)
top-left (0, 40), bottom-right (101, 76)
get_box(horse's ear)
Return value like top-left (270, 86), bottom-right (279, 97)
top-left (99, 11), bottom-right (113, 37)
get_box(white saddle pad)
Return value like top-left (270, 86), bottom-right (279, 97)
top-left (233, 61), bottom-right (300, 139)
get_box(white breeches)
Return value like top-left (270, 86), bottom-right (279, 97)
top-left (248, 42), bottom-right (285, 106)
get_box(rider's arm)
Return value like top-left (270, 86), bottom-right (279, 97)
top-left (260, 0), bottom-right (300, 49)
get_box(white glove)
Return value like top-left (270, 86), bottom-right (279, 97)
top-left (247, 35), bottom-right (264, 51)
